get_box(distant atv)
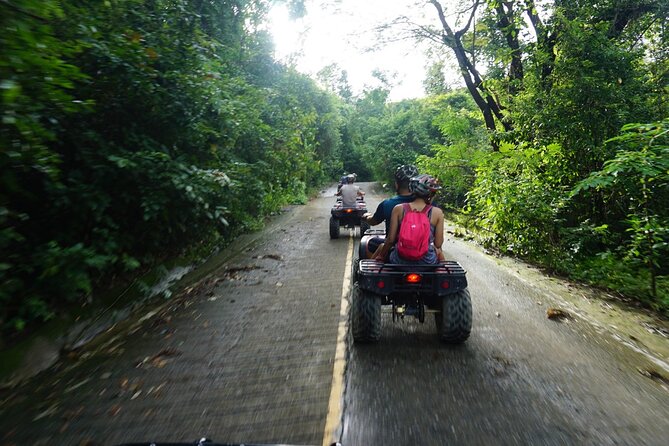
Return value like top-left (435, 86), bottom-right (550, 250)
top-left (330, 198), bottom-right (370, 239)
top-left (351, 233), bottom-right (471, 343)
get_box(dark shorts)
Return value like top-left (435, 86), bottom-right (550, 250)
top-left (367, 236), bottom-right (383, 252)
top-left (361, 236), bottom-right (385, 258)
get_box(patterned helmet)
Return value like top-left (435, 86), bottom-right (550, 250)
top-left (409, 174), bottom-right (442, 197)
top-left (395, 164), bottom-right (419, 182)
top-left (346, 174), bottom-right (355, 183)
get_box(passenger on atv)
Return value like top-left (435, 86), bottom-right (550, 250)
top-left (336, 171), bottom-right (357, 194)
top-left (373, 174), bottom-right (445, 264)
top-left (361, 164), bottom-right (418, 258)
top-left (336, 172), bottom-right (347, 194)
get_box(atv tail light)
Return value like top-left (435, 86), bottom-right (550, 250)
top-left (405, 273), bottom-right (422, 284)
top-left (441, 280), bottom-right (450, 289)
top-left (376, 280), bottom-right (385, 289)
top-left (345, 209), bottom-right (353, 213)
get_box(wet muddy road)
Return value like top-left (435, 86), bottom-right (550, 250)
top-left (1, 182), bottom-right (668, 446)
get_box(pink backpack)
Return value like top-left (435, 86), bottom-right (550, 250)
top-left (396, 203), bottom-right (432, 260)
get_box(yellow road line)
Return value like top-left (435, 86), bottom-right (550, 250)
top-left (322, 234), bottom-right (353, 446)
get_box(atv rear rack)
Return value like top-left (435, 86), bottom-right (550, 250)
top-left (356, 259), bottom-right (468, 297)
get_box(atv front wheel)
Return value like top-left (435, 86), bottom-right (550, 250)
top-left (360, 220), bottom-right (371, 236)
top-left (329, 216), bottom-right (340, 239)
top-left (436, 289), bottom-right (472, 344)
top-left (351, 283), bottom-right (381, 343)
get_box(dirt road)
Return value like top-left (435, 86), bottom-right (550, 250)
top-left (0, 182), bottom-right (667, 446)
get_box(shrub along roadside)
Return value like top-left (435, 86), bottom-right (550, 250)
top-left (569, 120), bottom-right (669, 312)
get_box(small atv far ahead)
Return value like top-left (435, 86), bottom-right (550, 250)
top-left (330, 196), bottom-right (370, 239)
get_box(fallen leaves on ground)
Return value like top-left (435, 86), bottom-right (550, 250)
top-left (33, 403), bottom-right (59, 421)
top-left (65, 377), bottom-right (91, 394)
top-left (641, 322), bottom-right (669, 338)
top-left (491, 355), bottom-right (513, 376)
top-left (637, 367), bottom-right (669, 386)
top-left (136, 347), bottom-right (182, 369)
top-left (253, 254), bottom-right (283, 261)
top-left (225, 265), bottom-right (260, 274)
top-left (547, 308), bottom-right (572, 321)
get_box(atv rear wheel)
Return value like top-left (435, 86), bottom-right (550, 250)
top-left (436, 289), bottom-right (472, 344)
top-left (329, 216), bottom-right (340, 239)
top-left (351, 283), bottom-right (381, 343)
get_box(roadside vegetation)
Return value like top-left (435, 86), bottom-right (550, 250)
top-left (1, 0), bottom-right (667, 344)
top-left (347, 1), bottom-right (668, 313)
top-left (1, 0), bottom-right (349, 341)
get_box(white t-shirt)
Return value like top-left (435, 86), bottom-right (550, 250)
top-left (340, 184), bottom-right (360, 207)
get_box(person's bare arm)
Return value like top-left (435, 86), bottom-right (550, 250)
top-left (373, 205), bottom-right (402, 260)
top-left (433, 207), bottom-right (444, 250)
top-left (364, 213), bottom-right (381, 225)
top-left (364, 202), bottom-right (383, 226)
top-left (433, 207), bottom-right (445, 261)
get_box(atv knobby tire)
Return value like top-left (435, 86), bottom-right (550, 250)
top-left (351, 282), bottom-right (381, 343)
top-left (329, 216), bottom-right (340, 239)
top-left (360, 220), bottom-right (370, 236)
top-left (436, 289), bottom-right (472, 344)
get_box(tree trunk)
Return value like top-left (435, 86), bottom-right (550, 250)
top-left (429, 0), bottom-right (508, 147)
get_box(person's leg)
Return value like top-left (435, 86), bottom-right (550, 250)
top-left (364, 236), bottom-right (384, 259)
top-left (371, 242), bottom-right (385, 260)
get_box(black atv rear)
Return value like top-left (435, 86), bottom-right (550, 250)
top-left (351, 259), bottom-right (471, 344)
top-left (330, 200), bottom-right (369, 239)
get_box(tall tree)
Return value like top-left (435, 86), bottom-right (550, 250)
top-left (398, 0), bottom-right (667, 145)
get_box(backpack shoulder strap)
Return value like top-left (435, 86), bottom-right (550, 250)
top-left (421, 204), bottom-right (432, 214)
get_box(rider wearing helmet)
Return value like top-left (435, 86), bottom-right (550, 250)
top-left (409, 173), bottom-right (442, 199)
top-left (339, 174), bottom-right (364, 207)
top-left (337, 172), bottom-right (348, 194)
top-left (364, 165), bottom-right (419, 231)
top-left (361, 165), bottom-right (419, 258)
top-left (373, 174), bottom-right (445, 264)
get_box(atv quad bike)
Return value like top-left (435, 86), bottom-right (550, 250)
top-left (351, 234), bottom-right (471, 343)
top-left (329, 198), bottom-right (370, 239)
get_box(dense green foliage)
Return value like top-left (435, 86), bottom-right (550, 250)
top-left (418, 0), bottom-right (669, 311)
top-left (0, 0), bottom-right (344, 337)
top-left (354, 1), bottom-right (668, 311)
top-left (571, 120), bottom-right (669, 308)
